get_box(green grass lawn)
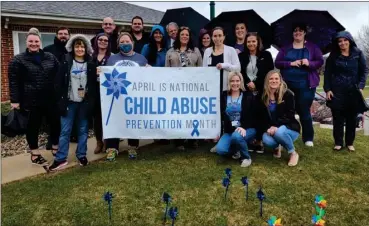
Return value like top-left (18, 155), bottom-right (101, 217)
top-left (2, 128), bottom-right (369, 226)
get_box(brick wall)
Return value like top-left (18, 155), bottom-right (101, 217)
top-left (1, 23), bottom-right (100, 102)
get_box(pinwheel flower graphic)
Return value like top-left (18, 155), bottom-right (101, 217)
top-left (101, 68), bottom-right (132, 125)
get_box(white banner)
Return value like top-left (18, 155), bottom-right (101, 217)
top-left (100, 67), bottom-right (221, 139)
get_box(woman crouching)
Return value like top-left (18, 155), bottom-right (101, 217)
top-left (214, 71), bottom-right (257, 167)
top-left (257, 70), bottom-right (301, 166)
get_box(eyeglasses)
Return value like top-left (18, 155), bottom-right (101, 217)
top-left (98, 39), bottom-right (109, 43)
top-left (103, 23), bottom-right (114, 26)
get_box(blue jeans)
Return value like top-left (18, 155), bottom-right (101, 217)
top-left (216, 128), bottom-right (256, 159)
top-left (262, 125), bottom-right (299, 153)
top-left (56, 102), bottom-right (89, 162)
top-left (288, 86), bottom-right (315, 142)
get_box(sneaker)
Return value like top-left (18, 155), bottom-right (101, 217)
top-left (128, 147), bottom-right (138, 159)
top-left (305, 141), bottom-right (314, 147)
top-left (78, 156), bottom-right (89, 166)
top-left (49, 160), bottom-right (68, 171)
top-left (232, 151), bottom-right (241, 159)
top-left (255, 144), bottom-right (265, 154)
top-left (288, 152), bottom-right (299, 166)
top-left (210, 145), bottom-right (217, 153)
top-left (273, 145), bottom-right (282, 159)
top-left (106, 148), bottom-right (118, 161)
top-left (240, 158), bottom-right (252, 167)
top-left (248, 142), bottom-right (255, 153)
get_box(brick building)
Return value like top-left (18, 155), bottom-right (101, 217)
top-left (1, 1), bottom-right (164, 102)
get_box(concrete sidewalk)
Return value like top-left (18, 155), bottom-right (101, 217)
top-left (1, 139), bottom-right (153, 184)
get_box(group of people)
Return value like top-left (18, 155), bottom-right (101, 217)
top-left (8, 15), bottom-right (368, 170)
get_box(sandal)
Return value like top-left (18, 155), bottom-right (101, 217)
top-left (333, 146), bottom-right (343, 151)
top-left (288, 152), bottom-right (299, 167)
top-left (31, 153), bottom-right (49, 166)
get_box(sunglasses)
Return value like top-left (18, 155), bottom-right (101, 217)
top-left (103, 23), bottom-right (114, 26)
top-left (98, 39), bottom-right (109, 43)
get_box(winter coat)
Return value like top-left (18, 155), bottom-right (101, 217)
top-left (43, 37), bottom-right (68, 62)
top-left (165, 47), bottom-right (203, 67)
top-left (239, 50), bottom-right (274, 92)
top-left (8, 49), bottom-right (59, 110)
top-left (141, 25), bottom-right (167, 67)
top-left (55, 35), bottom-right (97, 116)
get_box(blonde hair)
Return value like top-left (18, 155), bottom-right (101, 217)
top-left (227, 71), bottom-right (246, 93)
top-left (262, 69), bottom-right (288, 107)
top-left (27, 27), bottom-right (40, 39)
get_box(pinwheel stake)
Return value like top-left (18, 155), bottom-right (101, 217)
top-left (103, 191), bottom-right (114, 222)
top-left (222, 177), bottom-right (230, 200)
top-left (225, 168), bottom-right (232, 179)
top-left (162, 192), bottom-right (171, 224)
top-left (169, 207), bottom-right (178, 226)
top-left (241, 176), bottom-right (249, 201)
top-left (256, 186), bottom-right (265, 217)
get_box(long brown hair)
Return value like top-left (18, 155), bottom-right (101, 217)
top-left (245, 32), bottom-right (263, 55)
top-left (262, 69), bottom-right (288, 107)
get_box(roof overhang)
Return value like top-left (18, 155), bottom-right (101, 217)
top-left (1, 11), bottom-right (156, 27)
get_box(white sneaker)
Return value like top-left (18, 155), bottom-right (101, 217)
top-left (240, 159), bottom-right (252, 167)
top-left (305, 141), bottom-right (314, 147)
top-left (232, 151), bottom-right (241, 159)
top-left (210, 145), bottom-right (217, 153)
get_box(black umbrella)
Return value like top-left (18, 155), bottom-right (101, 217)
top-left (271, 9), bottom-right (345, 54)
top-left (205, 9), bottom-right (272, 49)
top-left (160, 7), bottom-right (210, 46)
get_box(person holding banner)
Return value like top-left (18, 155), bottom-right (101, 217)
top-left (104, 32), bottom-right (148, 161)
top-left (165, 26), bottom-right (203, 150)
top-left (50, 34), bottom-right (97, 171)
top-left (92, 33), bottom-right (112, 154)
top-left (257, 70), bottom-right (301, 167)
top-left (214, 71), bottom-right (256, 167)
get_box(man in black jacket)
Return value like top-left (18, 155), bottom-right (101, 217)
top-left (44, 27), bottom-right (71, 149)
top-left (44, 27), bottom-right (70, 62)
top-left (91, 17), bottom-right (119, 54)
top-left (130, 16), bottom-right (150, 53)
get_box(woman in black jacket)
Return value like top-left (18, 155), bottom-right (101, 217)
top-left (212, 71), bottom-right (257, 167)
top-left (257, 69), bottom-right (301, 166)
top-left (49, 34), bottom-right (97, 171)
top-left (8, 28), bottom-right (60, 166)
top-left (92, 32), bottom-right (112, 154)
top-left (239, 32), bottom-right (274, 154)
top-left (324, 31), bottom-right (368, 152)
top-left (239, 32), bottom-right (274, 94)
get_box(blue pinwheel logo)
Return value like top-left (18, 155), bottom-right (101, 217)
top-left (101, 68), bottom-right (131, 125)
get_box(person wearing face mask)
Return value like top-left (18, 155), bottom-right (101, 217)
top-left (104, 32), bottom-right (148, 161)
top-left (324, 31), bottom-right (368, 152)
top-left (92, 33), bottom-right (112, 154)
top-left (275, 23), bottom-right (323, 148)
top-left (141, 25), bottom-right (167, 67)
top-left (49, 34), bottom-right (97, 171)
top-left (238, 32), bottom-right (274, 154)
top-left (131, 16), bottom-right (150, 53)
top-left (165, 26), bottom-right (203, 150)
top-left (234, 22), bottom-right (247, 54)
top-left (91, 17), bottom-right (119, 54)
top-left (198, 28), bottom-right (212, 58)
top-left (213, 72), bottom-right (257, 167)
top-left (8, 28), bottom-right (60, 166)
top-left (256, 70), bottom-right (301, 166)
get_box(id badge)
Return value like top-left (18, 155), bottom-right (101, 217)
top-left (208, 56), bottom-right (212, 66)
top-left (231, 121), bottom-right (238, 127)
top-left (78, 87), bottom-right (85, 98)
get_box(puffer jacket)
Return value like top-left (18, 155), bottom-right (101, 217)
top-left (8, 49), bottom-right (59, 109)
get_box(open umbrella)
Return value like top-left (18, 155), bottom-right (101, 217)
top-left (160, 7), bottom-right (210, 46)
top-left (271, 9), bottom-right (345, 54)
top-left (205, 9), bottom-right (272, 49)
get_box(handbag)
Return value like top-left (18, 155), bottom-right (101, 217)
top-left (354, 86), bottom-right (369, 114)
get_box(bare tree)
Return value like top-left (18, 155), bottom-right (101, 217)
top-left (356, 25), bottom-right (369, 67)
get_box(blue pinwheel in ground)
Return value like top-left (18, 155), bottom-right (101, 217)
top-left (101, 68), bottom-right (132, 125)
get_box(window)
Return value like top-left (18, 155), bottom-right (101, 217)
top-left (12, 31), bottom-right (95, 55)
top-left (12, 31), bottom-right (55, 55)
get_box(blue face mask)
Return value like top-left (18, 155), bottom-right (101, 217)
top-left (119, 43), bottom-right (132, 53)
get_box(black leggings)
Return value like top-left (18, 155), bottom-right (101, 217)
top-left (105, 138), bottom-right (139, 150)
top-left (26, 105), bottom-right (60, 150)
